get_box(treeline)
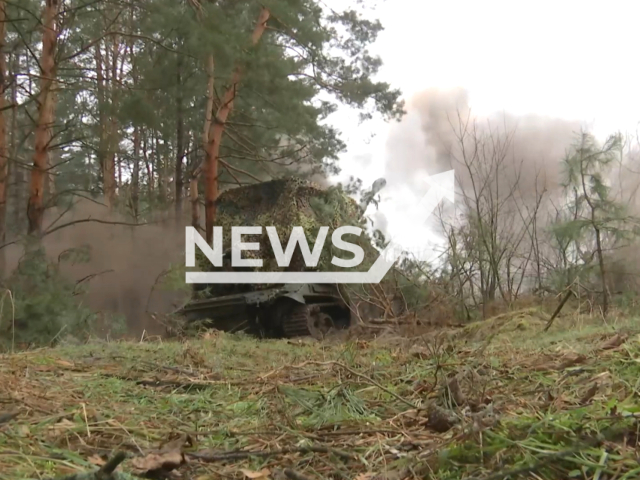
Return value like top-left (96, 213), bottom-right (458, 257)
top-left (0, 0), bottom-right (402, 248)
top-left (0, 0), bottom-right (405, 348)
top-left (379, 121), bottom-right (640, 325)
top-left (0, 1), bottom-right (637, 345)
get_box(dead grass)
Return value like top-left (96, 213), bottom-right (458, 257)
top-left (1, 315), bottom-right (640, 480)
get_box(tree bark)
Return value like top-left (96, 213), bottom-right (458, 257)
top-left (175, 55), bottom-right (185, 219)
top-left (9, 51), bottom-right (20, 232)
top-left (44, 86), bottom-right (58, 206)
top-left (143, 130), bottom-right (153, 198)
top-left (190, 178), bottom-right (200, 230)
top-left (106, 34), bottom-right (120, 209)
top-left (95, 34), bottom-right (119, 211)
top-left (94, 42), bottom-right (106, 191)
top-left (27, 0), bottom-right (60, 236)
top-left (594, 225), bottom-right (608, 316)
top-left (131, 126), bottom-right (140, 219)
top-left (0, 1), bottom-right (7, 272)
top-left (191, 54), bottom-right (215, 231)
top-left (154, 131), bottom-right (164, 207)
top-left (203, 7), bottom-right (270, 244)
top-left (0, 1), bottom-right (8, 241)
top-left (128, 4), bottom-right (138, 220)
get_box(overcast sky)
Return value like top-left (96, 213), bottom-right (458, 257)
top-left (325, 0), bottom-right (640, 257)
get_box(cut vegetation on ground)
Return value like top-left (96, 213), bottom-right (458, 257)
top-left (1, 313), bottom-right (640, 480)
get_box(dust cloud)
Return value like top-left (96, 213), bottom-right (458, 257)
top-left (4, 201), bottom-right (192, 337)
top-left (378, 87), bottom-right (640, 290)
top-left (368, 87), bottom-right (590, 269)
top-left (383, 87), bottom-right (582, 202)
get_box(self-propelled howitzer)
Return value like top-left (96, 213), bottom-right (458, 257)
top-left (175, 178), bottom-right (378, 339)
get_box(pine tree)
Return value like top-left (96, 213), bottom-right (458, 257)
top-left (553, 131), bottom-right (635, 316)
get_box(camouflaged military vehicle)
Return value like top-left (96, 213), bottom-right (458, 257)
top-left (176, 178), bottom-right (378, 339)
top-left (178, 282), bottom-right (353, 339)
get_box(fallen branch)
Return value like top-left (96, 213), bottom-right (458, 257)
top-left (544, 288), bottom-right (575, 332)
top-left (189, 444), bottom-right (356, 463)
top-left (134, 378), bottom-right (218, 392)
top-left (38, 452), bottom-right (133, 480)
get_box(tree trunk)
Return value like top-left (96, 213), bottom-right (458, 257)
top-left (594, 225), bottom-right (608, 316)
top-left (105, 35), bottom-right (120, 210)
top-left (175, 56), bottom-right (185, 219)
top-left (164, 132), bottom-right (172, 205)
top-left (154, 131), bottom-right (164, 207)
top-left (191, 54), bottom-right (215, 231)
top-left (0, 1), bottom-right (7, 271)
top-left (95, 43), bottom-right (109, 207)
top-left (143, 130), bottom-right (153, 198)
top-left (44, 86), bottom-right (58, 207)
top-left (204, 7), bottom-right (270, 244)
top-left (95, 35), bottom-right (119, 211)
top-left (10, 51), bottom-right (20, 232)
top-left (190, 178), bottom-right (199, 230)
top-left (103, 131), bottom-right (117, 209)
top-left (131, 126), bottom-right (140, 220)
top-left (27, 0), bottom-right (60, 236)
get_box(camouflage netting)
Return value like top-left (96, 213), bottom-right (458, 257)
top-left (193, 178), bottom-right (380, 296)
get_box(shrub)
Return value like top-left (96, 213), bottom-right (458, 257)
top-left (0, 244), bottom-right (111, 350)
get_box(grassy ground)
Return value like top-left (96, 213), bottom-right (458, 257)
top-left (1, 311), bottom-right (640, 480)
